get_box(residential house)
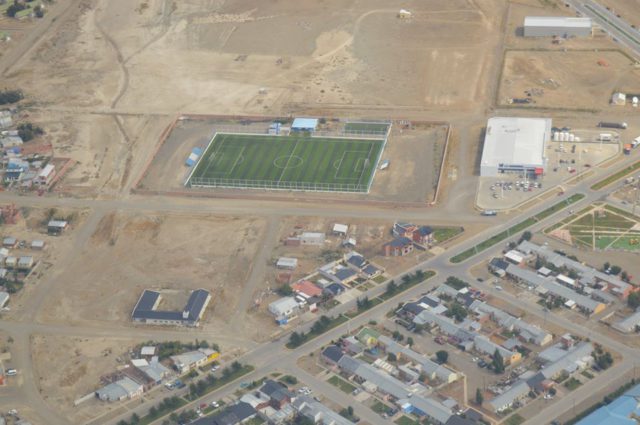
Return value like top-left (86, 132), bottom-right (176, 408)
top-left (95, 377), bottom-right (143, 402)
top-left (268, 297), bottom-right (300, 325)
top-left (538, 342), bottom-right (593, 380)
top-left (383, 237), bottom-right (414, 257)
top-left (191, 402), bottom-right (257, 425)
top-left (17, 256), bottom-right (33, 270)
top-left (318, 261), bottom-right (358, 286)
top-left (332, 223), bottom-right (348, 236)
top-left (35, 164), bottom-right (56, 187)
top-left (170, 349), bottom-right (219, 374)
top-left (259, 380), bottom-right (293, 409)
top-left (613, 309), bottom-right (640, 333)
top-left (473, 335), bottom-right (521, 365)
top-left (321, 345), bottom-right (344, 366)
top-left (392, 222), bottom-right (434, 246)
top-left (131, 358), bottom-right (171, 384)
top-left (293, 396), bottom-right (353, 425)
top-left (487, 380), bottom-right (530, 413)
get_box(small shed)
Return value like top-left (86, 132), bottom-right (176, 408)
top-left (300, 232), bottom-right (325, 246)
top-left (332, 223), bottom-right (348, 235)
top-left (611, 92), bottom-right (626, 106)
top-left (398, 9), bottom-right (412, 19)
top-left (4, 257), bottom-right (17, 268)
top-left (141, 346), bottom-right (156, 356)
top-left (17, 256), bottom-right (34, 270)
top-left (276, 257), bottom-right (298, 270)
top-left (2, 237), bottom-right (16, 248)
top-left (291, 118), bottom-right (318, 132)
top-left (31, 240), bottom-right (45, 250)
top-left (48, 220), bottom-right (68, 235)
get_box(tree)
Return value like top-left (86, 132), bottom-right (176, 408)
top-left (386, 280), bottom-right (398, 295)
top-left (387, 352), bottom-right (397, 362)
top-left (446, 301), bottom-right (468, 322)
top-left (278, 284), bottom-right (293, 296)
top-left (16, 122), bottom-right (44, 142)
top-left (492, 349), bottom-right (505, 374)
top-left (628, 292), bottom-right (640, 309)
top-left (347, 406), bottom-right (354, 417)
top-left (392, 330), bottom-right (402, 341)
top-left (603, 262), bottom-right (610, 272)
top-left (117, 421), bottom-right (128, 425)
top-left (231, 361), bottom-right (242, 372)
top-left (610, 265), bottom-right (622, 276)
top-left (289, 331), bottom-right (304, 347)
top-left (407, 337), bottom-right (414, 347)
top-left (149, 406), bottom-right (158, 418)
top-left (436, 350), bottom-right (448, 364)
top-left (519, 231), bottom-right (532, 243)
top-left (0, 89), bottom-right (23, 105)
top-left (475, 388), bottom-right (484, 405)
top-left (130, 413), bottom-right (140, 424)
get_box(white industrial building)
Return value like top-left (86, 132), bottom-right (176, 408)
top-left (524, 16), bottom-right (592, 38)
top-left (480, 117), bottom-right (551, 177)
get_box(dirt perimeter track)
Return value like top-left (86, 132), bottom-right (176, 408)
top-left (133, 114), bottom-right (451, 208)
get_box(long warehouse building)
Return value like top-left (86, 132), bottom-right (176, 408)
top-left (524, 16), bottom-right (592, 38)
top-left (480, 117), bottom-right (551, 177)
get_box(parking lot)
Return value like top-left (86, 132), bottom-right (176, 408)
top-left (477, 132), bottom-right (619, 210)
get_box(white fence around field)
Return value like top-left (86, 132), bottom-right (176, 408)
top-left (199, 125), bottom-right (389, 140)
top-left (188, 177), bottom-right (370, 193)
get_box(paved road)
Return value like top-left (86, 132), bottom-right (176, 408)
top-left (566, 0), bottom-right (640, 60)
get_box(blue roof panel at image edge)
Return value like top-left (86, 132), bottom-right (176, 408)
top-left (291, 118), bottom-right (318, 130)
top-left (575, 383), bottom-right (640, 425)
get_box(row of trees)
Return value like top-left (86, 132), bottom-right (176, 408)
top-left (188, 361), bottom-right (243, 398)
top-left (6, 1), bottom-right (46, 18)
top-left (289, 315), bottom-right (337, 348)
top-left (0, 89), bottom-right (23, 105)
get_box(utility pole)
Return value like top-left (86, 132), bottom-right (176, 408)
top-left (633, 178), bottom-right (640, 217)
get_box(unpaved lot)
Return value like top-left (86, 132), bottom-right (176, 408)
top-left (31, 335), bottom-right (140, 424)
top-left (499, 50), bottom-right (640, 110)
top-left (38, 212), bottom-right (273, 339)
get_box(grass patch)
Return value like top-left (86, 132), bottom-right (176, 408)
top-left (432, 226), bottom-right (464, 244)
top-left (504, 414), bottom-right (526, 425)
top-left (395, 415), bottom-right (421, 425)
top-left (188, 133), bottom-right (385, 192)
top-left (565, 377), bottom-right (582, 391)
top-left (451, 194), bottom-right (585, 263)
top-left (328, 375), bottom-right (357, 394)
top-left (373, 274), bottom-right (387, 284)
top-left (581, 370), bottom-right (595, 379)
top-left (345, 297), bottom-right (383, 318)
top-left (344, 122), bottom-right (389, 134)
top-left (591, 160), bottom-right (640, 190)
top-left (371, 400), bottom-right (389, 414)
top-left (245, 417), bottom-right (266, 425)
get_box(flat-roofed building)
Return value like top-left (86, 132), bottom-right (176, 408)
top-left (480, 117), bottom-right (551, 177)
top-left (524, 16), bottom-right (592, 38)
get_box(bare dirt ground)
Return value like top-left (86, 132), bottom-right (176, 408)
top-left (38, 212), bottom-right (273, 338)
top-left (0, 0), bottom-right (505, 201)
top-left (31, 335), bottom-right (141, 424)
top-left (499, 49), bottom-right (640, 110)
top-left (140, 118), bottom-right (446, 204)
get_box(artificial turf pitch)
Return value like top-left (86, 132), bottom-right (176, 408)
top-left (187, 133), bottom-right (385, 192)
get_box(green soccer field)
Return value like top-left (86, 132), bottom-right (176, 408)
top-left (187, 133), bottom-right (386, 192)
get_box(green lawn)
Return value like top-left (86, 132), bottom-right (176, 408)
top-left (328, 375), bottom-right (357, 394)
top-left (565, 377), bottom-right (583, 391)
top-left (188, 133), bottom-right (385, 192)
top-left (504, 414), bottom-right (526, 425)
top-left (395, 415), bottom-right (421, 425)
top-left (371, 400), bottom-right (389, 414)
top-left (432, 226), bottom-right (464, 244)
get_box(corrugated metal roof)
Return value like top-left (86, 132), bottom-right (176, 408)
top-left (525, 16), bottom-right (592, 29)
top-left (481, 117), bottom-right (550, 170)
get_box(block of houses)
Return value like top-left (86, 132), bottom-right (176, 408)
top-left (170, 348), bottom-right (219, 374)
top-left (323, 282), bottom-right (346, 298)
top-left (344, 251), bottom-right (383, 279)
top-left (383, 237), bottom-right (414, 257)
top-left (268, 297), bottom-right (300, 325)
top-left (131, 358), bottom-right (171, 384)
top-left (95, 377), bottom-right (143, 402)
top-left (47, 220), bottom-right (68, 235)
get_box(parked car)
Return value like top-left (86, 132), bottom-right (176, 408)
top-left (5, 369), bottom-right (17, 376)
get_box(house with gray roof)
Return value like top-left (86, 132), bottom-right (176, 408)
top-left (613, 309), bottom-right (640, 333)
top-left (539, 342), bottom-right (593, 380)
top-left (292, 396), bottom-right (353, 425)
top-left (488, 380), bottom-right (530, 413)
top-left (95, 377), bottom-right (143, 402)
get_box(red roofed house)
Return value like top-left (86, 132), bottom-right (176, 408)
top-left (292, 280), bottom-right (323, 298)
